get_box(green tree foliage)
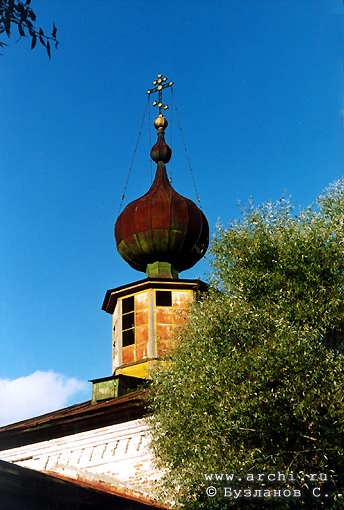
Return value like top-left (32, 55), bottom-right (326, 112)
top-left (0, 0), bottom-right (58, 58)
top-left (148, 179), bottom-right (344, 509)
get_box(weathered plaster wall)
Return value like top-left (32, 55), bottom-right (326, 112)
top-left (0, 419), bottom-right (159, 498)
top-left (113, 288), bottom-right (193, 377)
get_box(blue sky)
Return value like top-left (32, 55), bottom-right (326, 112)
top-left (0, 0), bottom-right (343, 424)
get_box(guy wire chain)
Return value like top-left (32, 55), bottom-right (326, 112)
top-left (171, 89), bottom-right (203, 209)
top-left (117, 97), bottom-right (149, 218)
top-left (169, 87), bottom-right (173, 183)
top-left (148, 97), bottom-right (153, 183)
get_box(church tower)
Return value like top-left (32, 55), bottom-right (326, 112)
top-left (101, 74), bottom-right (209, 385)
top-left (0, 76), bottom-right (209, 507)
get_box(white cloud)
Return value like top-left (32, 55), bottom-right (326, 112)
top-left (0, 371), bottom-right (88, 427)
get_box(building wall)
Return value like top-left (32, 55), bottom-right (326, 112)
top-left (0, 419), bottom-right (159, 498)
top-left (113, 288), bottom-right (193, 377)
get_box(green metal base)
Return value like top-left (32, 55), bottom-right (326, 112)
top-left (146, 261), bottom-right (179, 279)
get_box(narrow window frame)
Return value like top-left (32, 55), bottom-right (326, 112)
top-left (122, 295), bottom-right (135, 347)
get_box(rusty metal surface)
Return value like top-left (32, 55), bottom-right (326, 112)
top-left (0, 459), bottom-right (168, 509)
top-left (150, 130), bottom-right (172, 163)
top-left (45, 471), bottom-right (168, 508)
top-left (115, 162), bottom-right (209, 275)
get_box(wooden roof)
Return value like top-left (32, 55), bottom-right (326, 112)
top-left (0, 390), bottom-right (146, 450)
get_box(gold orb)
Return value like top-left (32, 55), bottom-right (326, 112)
top-left (154, 115), bottom-right (168, 130)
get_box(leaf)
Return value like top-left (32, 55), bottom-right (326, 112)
top-left (20, 8), bottom-right (28, 22)
top-left (18, 23), bottom-right (25, 37)
top-left (39, 35), bottom-right (46, 47)
top-left (4, 14), bottom-right (11, 37)
top-left (46, 40), bottom-right (51, 59)
top-left (28, 9), bottom-right (36, 22)
top-left (51, 24), bottom-right (57, 39)
top-left (30, 34), bottom-right (36, 50)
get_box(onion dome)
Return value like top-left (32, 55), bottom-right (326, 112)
top-left (115, 114), bottom-right (209, 279)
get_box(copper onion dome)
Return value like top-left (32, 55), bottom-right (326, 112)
top-left (115, 79), bottom-right (209, 279)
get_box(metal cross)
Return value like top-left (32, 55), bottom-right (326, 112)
top-left (147, 74), bottom-right (174, 115)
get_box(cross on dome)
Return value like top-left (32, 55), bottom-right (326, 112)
top-left (146, 74), bottom-right (174, 115)
top-left (115, 73), bottom-right (209, 279)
